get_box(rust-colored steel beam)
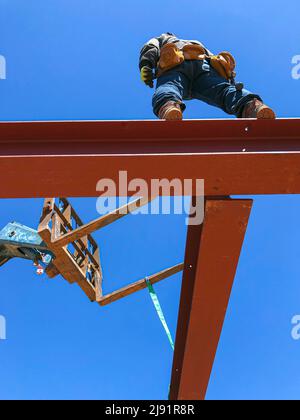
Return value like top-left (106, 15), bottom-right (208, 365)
top-left (0, 119), bottom-right (300, 198)
top-left (170, 198), bottom-right (253, 400)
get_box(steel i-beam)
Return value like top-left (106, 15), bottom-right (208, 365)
top-left (0, 119), bottom-right (300, 198)
top-left (170, 197), bottom-right (253, 400)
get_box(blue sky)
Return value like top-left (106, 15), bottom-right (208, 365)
top-left (0, 0), bottom-right (300, 400)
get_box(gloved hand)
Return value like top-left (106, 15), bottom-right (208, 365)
top-left (141, 66), bottom-right (154, 88)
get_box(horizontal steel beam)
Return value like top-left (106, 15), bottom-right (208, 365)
top-left (0, 119), bottom-right (300, 198)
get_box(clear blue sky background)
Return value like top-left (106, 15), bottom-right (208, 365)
top-left (0, 0), bottom-right (300, 400)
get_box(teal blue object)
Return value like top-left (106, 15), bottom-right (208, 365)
top-left (146, 277), bottom-right (175, 351)
top-left (0, 222), bottom-right (54, 268)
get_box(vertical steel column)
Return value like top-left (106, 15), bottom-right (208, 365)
top-left (170, 198), bottom-right (253, 400)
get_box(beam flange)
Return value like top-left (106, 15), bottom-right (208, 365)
top-left (170, 197), bottom-right (253, 400)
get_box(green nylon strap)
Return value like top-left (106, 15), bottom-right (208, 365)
top-left (145, 277), bottom-right (174, 351)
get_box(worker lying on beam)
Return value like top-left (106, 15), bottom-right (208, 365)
top-left (140, 33), bottom-right (276, 120)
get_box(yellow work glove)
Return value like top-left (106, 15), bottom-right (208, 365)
top-left (141, 66), bottom-right (154, 88)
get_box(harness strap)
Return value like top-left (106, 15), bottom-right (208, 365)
top-left (145, 277), bottom-right (174, 351)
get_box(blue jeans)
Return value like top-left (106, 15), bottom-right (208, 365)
top-left (152, 59), bottom-right (262, 117)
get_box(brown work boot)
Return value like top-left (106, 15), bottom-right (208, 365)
top-left (158, 101), bottom-right (183, 121)
top-left (242, 99), bottom-right (276, 119)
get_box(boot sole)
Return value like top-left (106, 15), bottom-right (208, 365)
top-left (164, 108), bottom-right (183, 121)
top-left (257, 106), bottom-right (276, 119)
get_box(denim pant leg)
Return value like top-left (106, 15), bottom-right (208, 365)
top-left (192, 61), bottom-right (262, 117)
top-left (152, 69), bottom-right (190, 117)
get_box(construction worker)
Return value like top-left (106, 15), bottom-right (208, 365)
top-left (140, 33), bottom-right (276, 120)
